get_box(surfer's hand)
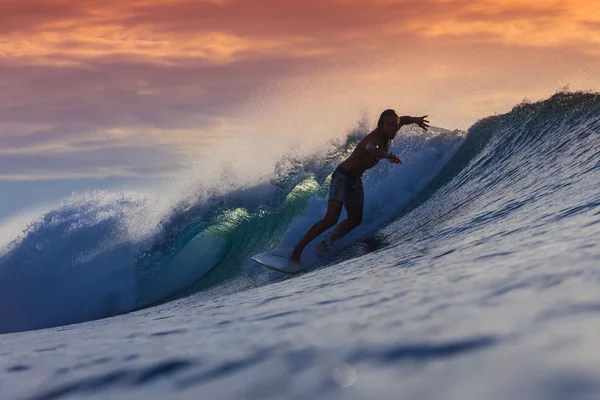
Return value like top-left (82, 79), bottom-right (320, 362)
top-left (415, 116), bottom-right (429, 130)
top-left (387, 153), bottom-right (402, 164)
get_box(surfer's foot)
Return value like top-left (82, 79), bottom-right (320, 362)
top-left (290, 246), bottom-right (302, 263)
top-left (316, 240), bottom-right (330, 253)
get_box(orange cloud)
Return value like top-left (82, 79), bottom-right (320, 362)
top-left (1, 0), bottom-right (599, 180)
top-left (408, 0), bottom-right (600, 50)
top-left (2, 0), bottom-right (599, 66)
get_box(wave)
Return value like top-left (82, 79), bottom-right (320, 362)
top-left (134, 123), bottom-right (465, 306)
top-left (1, 91), bottom-right (598, 334)
top-left (377, 91), bottom-right (600, 252)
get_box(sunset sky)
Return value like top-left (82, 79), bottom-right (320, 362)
top-left (1, 0), bottom-right (599, 215)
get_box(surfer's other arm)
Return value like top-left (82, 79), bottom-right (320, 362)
top-left (365, 142), bottom-right (402, 164)
top-left (398, 116), bottom-right (430, 130)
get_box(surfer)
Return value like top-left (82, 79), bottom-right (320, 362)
top-left (290, 109), bottom-right (429, 263)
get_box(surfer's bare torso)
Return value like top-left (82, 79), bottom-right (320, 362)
top-left (339, 129), bottom-right (393, 177)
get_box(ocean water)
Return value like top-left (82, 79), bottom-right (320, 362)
top-left (1, 92), bottom-right (599, 399)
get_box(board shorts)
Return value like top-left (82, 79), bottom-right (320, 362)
top-left (328, 165), bottom-right (364, 206)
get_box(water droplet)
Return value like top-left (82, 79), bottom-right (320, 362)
top-left (332, 363), bottom-right (357, 387)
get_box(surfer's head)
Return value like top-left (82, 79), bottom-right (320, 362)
top-left (377, 109), bottom-right (399, 138)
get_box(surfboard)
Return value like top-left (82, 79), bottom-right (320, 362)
top-left (251, 248), bottom-right (310, 274)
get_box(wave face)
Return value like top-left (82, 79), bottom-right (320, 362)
top-left (1, 91), bottom-right (599, 334)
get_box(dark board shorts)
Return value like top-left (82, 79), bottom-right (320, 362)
top-left (328, 166), bottom-right (364, 206)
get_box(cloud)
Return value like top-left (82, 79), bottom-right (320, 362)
top-left (0, 53), bottom-right (317, 143)
top-left (409, 1), bottom-right (600, 50)
top-left (3, 0), bottom-right (598, 58)
top-left (0, 0), bottom-right (599, 180)
top-left (0, 144), bottom-right (181, 180)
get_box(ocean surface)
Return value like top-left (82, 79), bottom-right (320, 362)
top-left (1, 92), bottom-right (599, 399)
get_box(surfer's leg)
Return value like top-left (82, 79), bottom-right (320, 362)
top-left (329, 203), bottom-right (363, 244)
top-left (291, 200), bottom-right (343, 261)
top-left (329, 181), bottom-right (364, 244)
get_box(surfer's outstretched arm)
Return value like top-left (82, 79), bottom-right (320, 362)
top-left (398, 116), bottom-right (429, 130)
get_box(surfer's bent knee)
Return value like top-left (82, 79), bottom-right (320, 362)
top-left (350, 214), bottom-right (363, 227)
top-left (323, 216), bottom-right (339, 228)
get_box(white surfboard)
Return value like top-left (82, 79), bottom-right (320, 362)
top-left (251, 248), bottom-right (310, 274)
